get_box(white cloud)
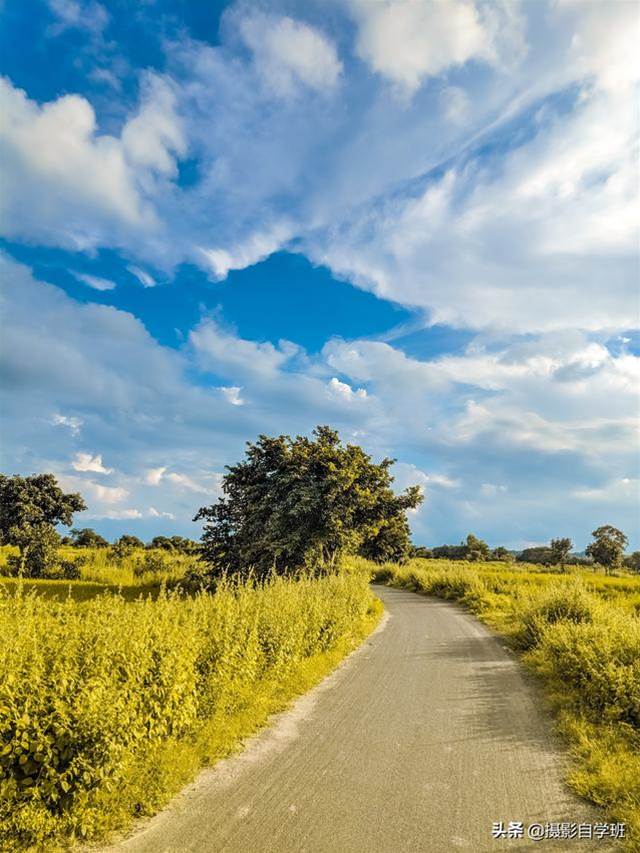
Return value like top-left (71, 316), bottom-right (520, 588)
top-left (73, 272), bottom-right (116, 291)
top-left (190, 317), bottom-right (299, 378)
top-left (327, 377), bottom-right (367, 402)
top-left (47, 0), bottom-right (109, 35)
top-left (121, 74), bottom-right (186, 175)
top-left (198, 223), bottom-right (291, 281)
top-left (350, 0), bottom-right (498, 95)
top-left (239, 14), bottom-right (342, 98)
top-left (220, 386), bottom-right (245, 406)
top-left (72, 452), bottom-right (112, 474)
top-left (51, 413), bottom-right (83, 435)
top-left (145, 466), bottom-right (167, 486)
top-left (127, 265), bottom-right (156, 287)
top-left (0, 73), bottom-right (184, 253)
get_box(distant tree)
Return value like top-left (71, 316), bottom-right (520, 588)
top-left (116, 534), bottom-right (144, 550)
top-left (586, 525), bottom-right (628, 574)
top-left (517, 546), bottom-right (554, 566)
top-left (549, 537), bottom-right (573, 571)
top-left (70, 527), bottom-right (109, 548)
top-left (410, 545), bottom-right (433, 559)
top-left (148, 535), bottom-right (197, 553)
top-left (466, 533), bottom-right (490, 562)
top-left (195, 426), bottom-right (423, 579)
top-left (491, 546), bottom-right (510, 562)
top-left (0, 474), bottom-right (86, 577)
top-left (431, 543), bottom-right (468, 560)
top-left (624, 551), bottom-right (640, 573)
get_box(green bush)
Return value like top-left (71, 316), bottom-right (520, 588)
top-left (0, 572), bottom-right (376, 849)
top-left (516, 580), bottom-right (598, 649)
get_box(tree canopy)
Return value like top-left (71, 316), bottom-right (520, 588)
top-left (0, 474), bottom-right (86, 576)
top-left (586, 525), bottom-right (628, 573)
top-left (195, 426), bottom-right (423, 577)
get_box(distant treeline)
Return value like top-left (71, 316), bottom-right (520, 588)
top-left (411, 531), bottom-right (639, 573)
top-left (60, 529), bottom-right (199, 553)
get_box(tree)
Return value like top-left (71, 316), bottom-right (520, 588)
top-left (466, 533), bottom-right (490, 562)
top-left (70, 527), bottom-right (109, 548)
top-left (585, 525), bottom-right (628, 574)
top-left (195, 426), bottom-right (423, 579)
top-left (148, 535), bottom-right (196, 553)
top-left (491, 546), bottom-right (510, 562)
top-left (624, 551), bottom-right (640, 573)
top-left (360, 514), bottom-right (413, 563)
top-left (517, 546), bottom-right (553, 566)
top-left (115, 534), bottom-right (144, 550)
top-left (0, 474), bottom-right (86, 577)
top-left (549, 537), bottom-right (572, 571)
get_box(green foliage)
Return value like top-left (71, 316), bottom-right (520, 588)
top-left (0, 572), bottom-right (377, 849)
top-left (0, 474), bottom-right (86, 577)
top-left (549, 537), bottom-right (573, 568)
top-left (195, 426), bottom-right (422, 579)
top-left (517, 545), bottom-right (554, 565)
top-left (465, 533), bottom-right (490, 561)
top-left (586, 525), bottom-right (628, 574)
top-left (115, 534), bottom-right (144, 550)
top-left (148, 536), bottom-right (198, 553)
top-left (70, 528), bottom-right (109, 549)
top-left (625, 552), bottom-right (640, 573)
top-left (359, 514), bottom-right (412, 563)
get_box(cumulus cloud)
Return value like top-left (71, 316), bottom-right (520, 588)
top-left (71, 452), bottom-right (112, 474)
top-left (220, 386), bottom-right (245, 406)
top-left (350, 0), bottom-right (492, 94)
top-left (327, 377), bottom-right (367, 402)
top-left (238, 13), bottom-right (342, 98)
top-left (0, 73), bottom-right (183, 252)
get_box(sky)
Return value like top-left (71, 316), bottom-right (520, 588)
top-left (0, 0), bottom-right (638, 549)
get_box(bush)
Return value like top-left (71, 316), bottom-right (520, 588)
top-left (516, 581), bottom-right (598, 650)
top-left (0, 572), bottom-right (375, 848)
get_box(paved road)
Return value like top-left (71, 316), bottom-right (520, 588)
top-left (108, 586), bottom-right (611, 853)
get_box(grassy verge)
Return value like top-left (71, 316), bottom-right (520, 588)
top-left (0, 572), bottom-right (381, 851)
top-left (353, 556), bottom-right (640, 847)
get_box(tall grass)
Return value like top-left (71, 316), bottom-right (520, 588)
top-left (359, 556), bottom-right (640, 846)
top-left (0, 571), bottom-right (380, 850)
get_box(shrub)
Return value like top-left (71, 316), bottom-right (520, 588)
top-left (516, 580), bottom-right (598, 650)
top-left (0, 572), bottom-right (375, 848)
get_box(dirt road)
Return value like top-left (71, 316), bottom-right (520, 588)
top-left (108, 585), bottom-right (610, 852)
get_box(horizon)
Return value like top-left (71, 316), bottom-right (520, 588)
top-left (1, 0), bottom-right (638, 550)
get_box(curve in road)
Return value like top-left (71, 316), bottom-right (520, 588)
top-left (106, 585), bottom-right (610, 853)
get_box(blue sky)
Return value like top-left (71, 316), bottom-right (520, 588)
top-left (0, 0), bottom-right (638, 548)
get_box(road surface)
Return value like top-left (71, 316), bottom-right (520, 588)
top-left (107, 585), bottom-right (612, 852)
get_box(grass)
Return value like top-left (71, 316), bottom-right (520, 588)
top-left (0, 570), bottom-right (381, 851)
top-left (356, 556), bottom-right (640, 848)
top-left (0, 545), bottom-right (196, 601)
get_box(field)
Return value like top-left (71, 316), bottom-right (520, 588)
top-left (357, 556), bottom-right (640, 845)
top-left (0, 548), bottom-right (381, 850)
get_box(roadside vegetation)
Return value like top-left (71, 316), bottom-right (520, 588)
top-left (0, 571), bottom-right (380, 849)
top-left (363, 555), bottom-right (640, 845)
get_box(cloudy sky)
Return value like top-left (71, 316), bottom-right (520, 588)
top-left (1, 0), bottom-right (638, 548)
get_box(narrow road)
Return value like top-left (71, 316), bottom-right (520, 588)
top-left (109, 586), bottom-right (610, 852)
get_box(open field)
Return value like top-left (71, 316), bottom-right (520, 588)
top-left (0, 567), bottom-right (381, 850)
top-left (359, 556), bottom-right (640, 846)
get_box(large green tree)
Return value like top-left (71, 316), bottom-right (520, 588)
top-left (0, 474), bottom-right (86, 576)
top-left (194, 426), bottom-right (423, 578)
top-left (549, 537), bottom-right (573, 571)
top-left (585, 525), bottom-right (628, 574)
